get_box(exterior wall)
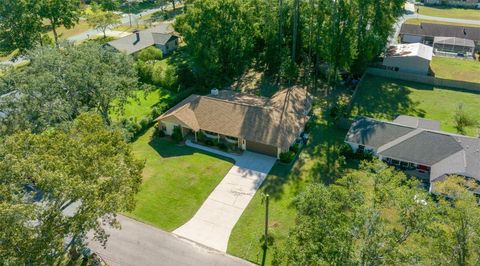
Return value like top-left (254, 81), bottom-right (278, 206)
top-left (383, 56), bottom-right (431, 75)
top-left (155, 39), bottom-right (178, 55)
top-left (366, 68), bottom-right (480, 92)
top-left (161, 121), bottom-right (178, 135)
top-left (402, 35), bottom-right (424, 44)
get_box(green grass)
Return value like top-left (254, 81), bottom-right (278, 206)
top-left (416, 5), bottom-right (480, 20)
top-left (127, 128), bottom-right (235, 231)
top-left (431, 57), bottom-right (480, 83)
top-left (228, 109), bottom-right (353, 264)
top-left (111, 89), bottom-right (168, 122)
top-left (46, 20), bottom-right (92, 40)
top-left (351, 75), bottom-right (480, 136)
top-left (404, 18), bottom-right (480, 28)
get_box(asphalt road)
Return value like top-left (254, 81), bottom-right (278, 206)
top-left (87, 215), bottom-right (253, 266)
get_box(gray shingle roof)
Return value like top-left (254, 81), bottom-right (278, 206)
top-left (345, 117), bottom-right (415, 149)
top-left (346, 116), bottom-right (480, 183)
top-left (393, 115), bottom-right (441, 130)
top-left (380, 131), bottom-right (464, 166)
top-left (400, 23), bottom-right (480, 42)
top-left (107, 23), bottom-right (176, 55)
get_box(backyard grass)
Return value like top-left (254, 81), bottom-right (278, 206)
top-left (404, 18), bottom-right (480, 28)
top-left (111, 89), bottom-right (168, 122)
top-left (430, 57), bottom-right (480, 83)
top-left (228, 109), bottom-right (353, 264)
top-left (416, 5), bottom-right (480, 20)
top-left (127, 128), bottom-right (235, 231)
top-left (351, 75), bottom-right (480, 136)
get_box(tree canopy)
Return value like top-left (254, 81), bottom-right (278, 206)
top-left (277, 161), bottom-right (480, 265)
top-left (175, 0), bottom-right (404, 87)
top-left (0, 43), bottom-right (138, 135)
top-left (0, 113), bottom-right (143, 264)
top-left (87, 9), bottom-right (122, 38)
top-left (0, 0), bottom-right (42, 52)
top-left (39, 0), bottom-right (81, 46)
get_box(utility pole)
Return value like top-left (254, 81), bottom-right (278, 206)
top-left (128, 1), bottom-right (132, 27)
top-left (264, 194), bottom-right (269, 248)
top-left (261, 193), bottom-right (269, 266)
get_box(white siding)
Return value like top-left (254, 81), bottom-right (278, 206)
top-left (383, 56), bottom-right (431, 75)
top-left (162, 121), bottom-right (178, 135)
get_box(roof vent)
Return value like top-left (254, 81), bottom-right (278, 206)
top-left (211, 88), bottom-right (219, 96)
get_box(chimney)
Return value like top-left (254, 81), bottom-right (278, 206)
top-left (211, 88), bottom-right (219, 96)
top-left (133, 30), bottom-right (140, 45)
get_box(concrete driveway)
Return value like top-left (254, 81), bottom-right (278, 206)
top-left (88, 215), bottom-right (252, 266)
top-left (173, 141), bottom-right (276, 252)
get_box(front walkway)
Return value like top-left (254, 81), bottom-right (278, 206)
top-left (173, 140), bottom-right (276, 252)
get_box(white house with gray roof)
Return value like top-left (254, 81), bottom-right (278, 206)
top-left (345, 115), bottom-right (480, 193)
top-left (107, 23), bottom-right (179, 55)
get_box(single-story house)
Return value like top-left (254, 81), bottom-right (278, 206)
top-left (424, 0), bottom-right (480, 8)
top-left (155, 87), bottom-right (312, 158)
top-left (433, 36), bottom-right (476, 58)
top-left (107, 23), bottom-right (179, 55)
top-left (383, 43), bottom-right (433, 75)
top-left (345, 115), bottom-right (480, 193)
top-left (400, 23), bottom-right (480, 49)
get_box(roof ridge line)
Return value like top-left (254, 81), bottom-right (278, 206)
top-left (201, 94), bottom-right (276, 111)
top-left (377, 128), bottom-right (424, 154)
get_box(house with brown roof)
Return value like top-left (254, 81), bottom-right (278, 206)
top-left (155, 87), bottom-right (312, 158)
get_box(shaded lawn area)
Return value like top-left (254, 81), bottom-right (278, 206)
top-left (404, 18), bottom-right (480, 28)
top-left (416, 5), bottom-right (480, 20)
top-left (126, 128), bottom-right (234, 231)
top-left (351, 75), bottom-right (480, 136)
top-left (431, 57), bottom-right (480, 83)
top-left (228, 109), bottom-right (353, 264)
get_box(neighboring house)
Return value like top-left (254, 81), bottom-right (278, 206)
top-left (383, 43), bottom-right (433, 75)
top-left (345, 116), bottom-right (480, 193)
top-left (400, 23), bottom-right (480, 49)
top-left (424, 0), bottom-right (480, 8)
top-left (155, 87), bottom-right (312, 158)
top-left (107, 23), bottom-right (179, 55)
top-left (433, 36), bottom-right (476, 58)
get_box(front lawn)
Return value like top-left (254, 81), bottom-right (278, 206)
top-left (46, 19), bottom-right (91, 40)
top-left (228, 109), bottom-right (352, 264)
top-left (127, 128), bottom-right (234, 231)
top-left (430, 57), bottom-right (480, 83)
top-left (416, 5), bottom-right (480, 20)
top-left (351, 75), bottom-right (480, 136)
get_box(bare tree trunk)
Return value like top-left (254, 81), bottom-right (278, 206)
top-left (278, 0), bottom-right (283, 43)
top-left (50, 19), bottom-right (59, 47)
top-left (292, 0), bottom-right (300, 62)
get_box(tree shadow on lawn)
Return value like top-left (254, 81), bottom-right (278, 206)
top-left (352, 76), bottom-right (428, 120)
top-left (148, 137), bottom-right (235, 163)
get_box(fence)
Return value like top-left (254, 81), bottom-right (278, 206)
top-left (366, 68), bottom-right (480, 92)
